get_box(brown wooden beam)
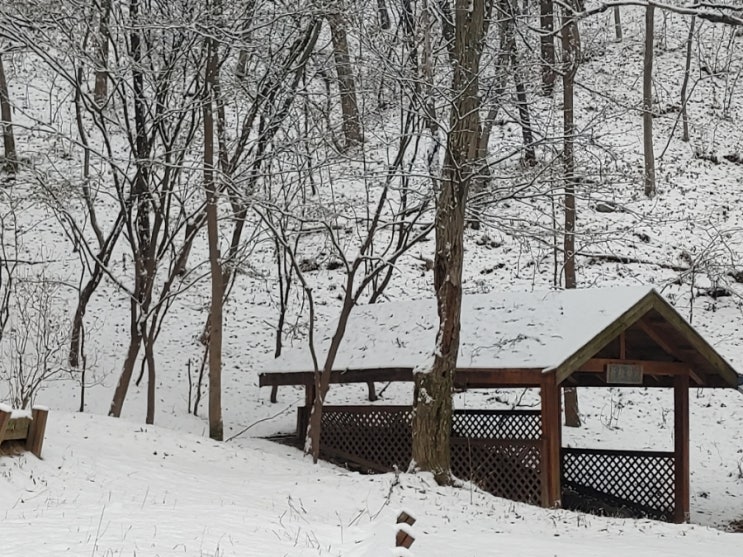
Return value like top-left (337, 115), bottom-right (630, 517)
top-left (260, 366), bottom-right (545, 389)
top-left (26, 407), bottom-right (48, 458)
top-left (455, 367), bottom-right (543, 387)
top-left (540, 372), bottom-right (561, 508)
top-left (673, 373), bottom-right (690, 523)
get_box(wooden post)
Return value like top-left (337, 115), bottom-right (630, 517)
top-left (0, 406), bottom-right (10, 444)
top-left (673, 373), bottom-right (690, 523)
top-left (26, 407), bottom-right (49, 458)
top-left (541, 373), bottom-right (562, 507)
top-left (366, 381), bottom-right (377, 402)
top-left (270, 385), bottom-right (278, 403)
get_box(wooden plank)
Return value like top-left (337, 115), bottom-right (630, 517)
top-left (261, 366), bottom-right (545, 388)
top-left (26, 407), bottom-right (48, 458)
top-left (673, 373), bottom-right (690, 523)
top-left (0, 407), bottom-right (10, 444)
top-left (540, 372), bottom-right (561, 507)
top-left (455, 367), bottom-right (543, 387)
top-left (563, 447), bottom-right (674, 459)
top-left (3, 417), bottom-right (31, 441)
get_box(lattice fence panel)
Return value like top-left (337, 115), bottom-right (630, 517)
top-left (316, 406), bottom-right (544, 505)
top-left (453, 410), bottom-right (541, 440)
top-left (562, 448), bottom-right (675, 520)
top-left (452, 440), bottom-right (543, 505)
top-left (320, 406), bottom-right (412, 472)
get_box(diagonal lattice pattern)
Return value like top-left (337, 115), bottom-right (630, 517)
top-left (317, 406), bottom-right (543, 504)
top-left (561, 448), bottom-right (675, 520)
top-left (452, 410), bottom-right (541, 440)
top-left (451, 439), bottom-right (543, 505)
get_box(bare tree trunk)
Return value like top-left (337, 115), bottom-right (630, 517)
top-left (500, 0), bottom-right (536, 164)
top-left (412, 0), bottom-right (486, 485)
top-left (0, 54), bottom-right (18, 174)
top-left (377, 0), bottom-right (391, 29)
top-left (94, 0), bottom-right (112, 106)
top-left (681, 16), bottom-right (696, 143)
top-left (109, 300), bottom-right (143, 416)
top-left (234, 0), bottom-right (257, 80)
top-left (326, 6), bottom-right (363, 149)
top-left (204, 13), bottom-right (224, 442)
top-left (540, 0), bottom-right (556, 95)
top-left (643, 5), bottom-right (656, 198)
top-left (562, 1), bottom-right (581, 428)
top-left (614, 7), bottom-right (623, 42)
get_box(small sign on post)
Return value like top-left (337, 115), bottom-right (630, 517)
top-left (606, 363), bottom-right (644, 385)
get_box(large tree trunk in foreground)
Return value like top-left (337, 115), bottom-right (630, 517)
top-left (412, 0), bottom-right (486, 485)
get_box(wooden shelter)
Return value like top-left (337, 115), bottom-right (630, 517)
top-left (260, 287), bottom-right (741, 523)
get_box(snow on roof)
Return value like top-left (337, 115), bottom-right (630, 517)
top-left (267, 286), bottom-right (656, 374)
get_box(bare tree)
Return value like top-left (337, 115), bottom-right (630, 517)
top-left (681, 16), bottom-right (696, 142)
top-left (412, 0), bottom-right (488, 484)
top-left (643, 4), bottom-right (656, 198)
top-left (561, 0), bottom-right (581, 428)
top-left (202, 1), bottom-right (224, 441)
top-left (93, 0), bottom-right (111, 106)
top-left (540, 0), bottom-right (556, 95)
top-left (0, 53), bottom-right (17, 174)
top-left (325, 1), bottom-right (363, 149)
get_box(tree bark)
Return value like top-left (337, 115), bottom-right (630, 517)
top-left (94, 0), bottom-right (112, 106)
top-left (204, 13), bottom-right (224, 442)
top-left (643, 5), bottom-right (656, 198)
top-left (326, 6), bottom-right (363, 149)
top-left (412, 0), bottom-right (486, 485)
top-left (562, 1), bottom-right (581, 428)
top-left (0, 54), bottom-right (18, 174)
top-left (377, 0), bottom-right (390, 29)
top-left (681, 16), bottom-right (695, 143)
top-left (614, 7), bottom-right (623, 42)
top-left (500, 0), bottom-right (536, 164)
top-left (540, 0), bottom-right (556, 95)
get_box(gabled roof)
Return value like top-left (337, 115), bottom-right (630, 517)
top-left (260, 287), bottom-right (740, 389)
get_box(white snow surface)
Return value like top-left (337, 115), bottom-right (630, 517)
top-left (265, 286), bottom-right (657, 373)
top-left (0, 411), bottom-right (741, 557)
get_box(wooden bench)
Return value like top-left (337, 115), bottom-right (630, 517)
top-left (0, 405), bottom-right (49, 458)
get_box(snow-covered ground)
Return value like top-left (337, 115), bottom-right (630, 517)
top-left (1, 3), bottom-right (743, 556)
top-left (1, 411), bottom-right (741, 557)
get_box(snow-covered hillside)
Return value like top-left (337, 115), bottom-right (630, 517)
top-left (0, 2), bottom-right (742, 555)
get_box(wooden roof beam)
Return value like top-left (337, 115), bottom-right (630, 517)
top-left (636, 320), bottom-right (705, 385)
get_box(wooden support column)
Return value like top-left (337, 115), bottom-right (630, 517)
top-left (540, 372), bottom-right (562, 508)
top-left (26, 407), bottom-right (49, 458)
top-left (673, 372), bottom-right (690, 523)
